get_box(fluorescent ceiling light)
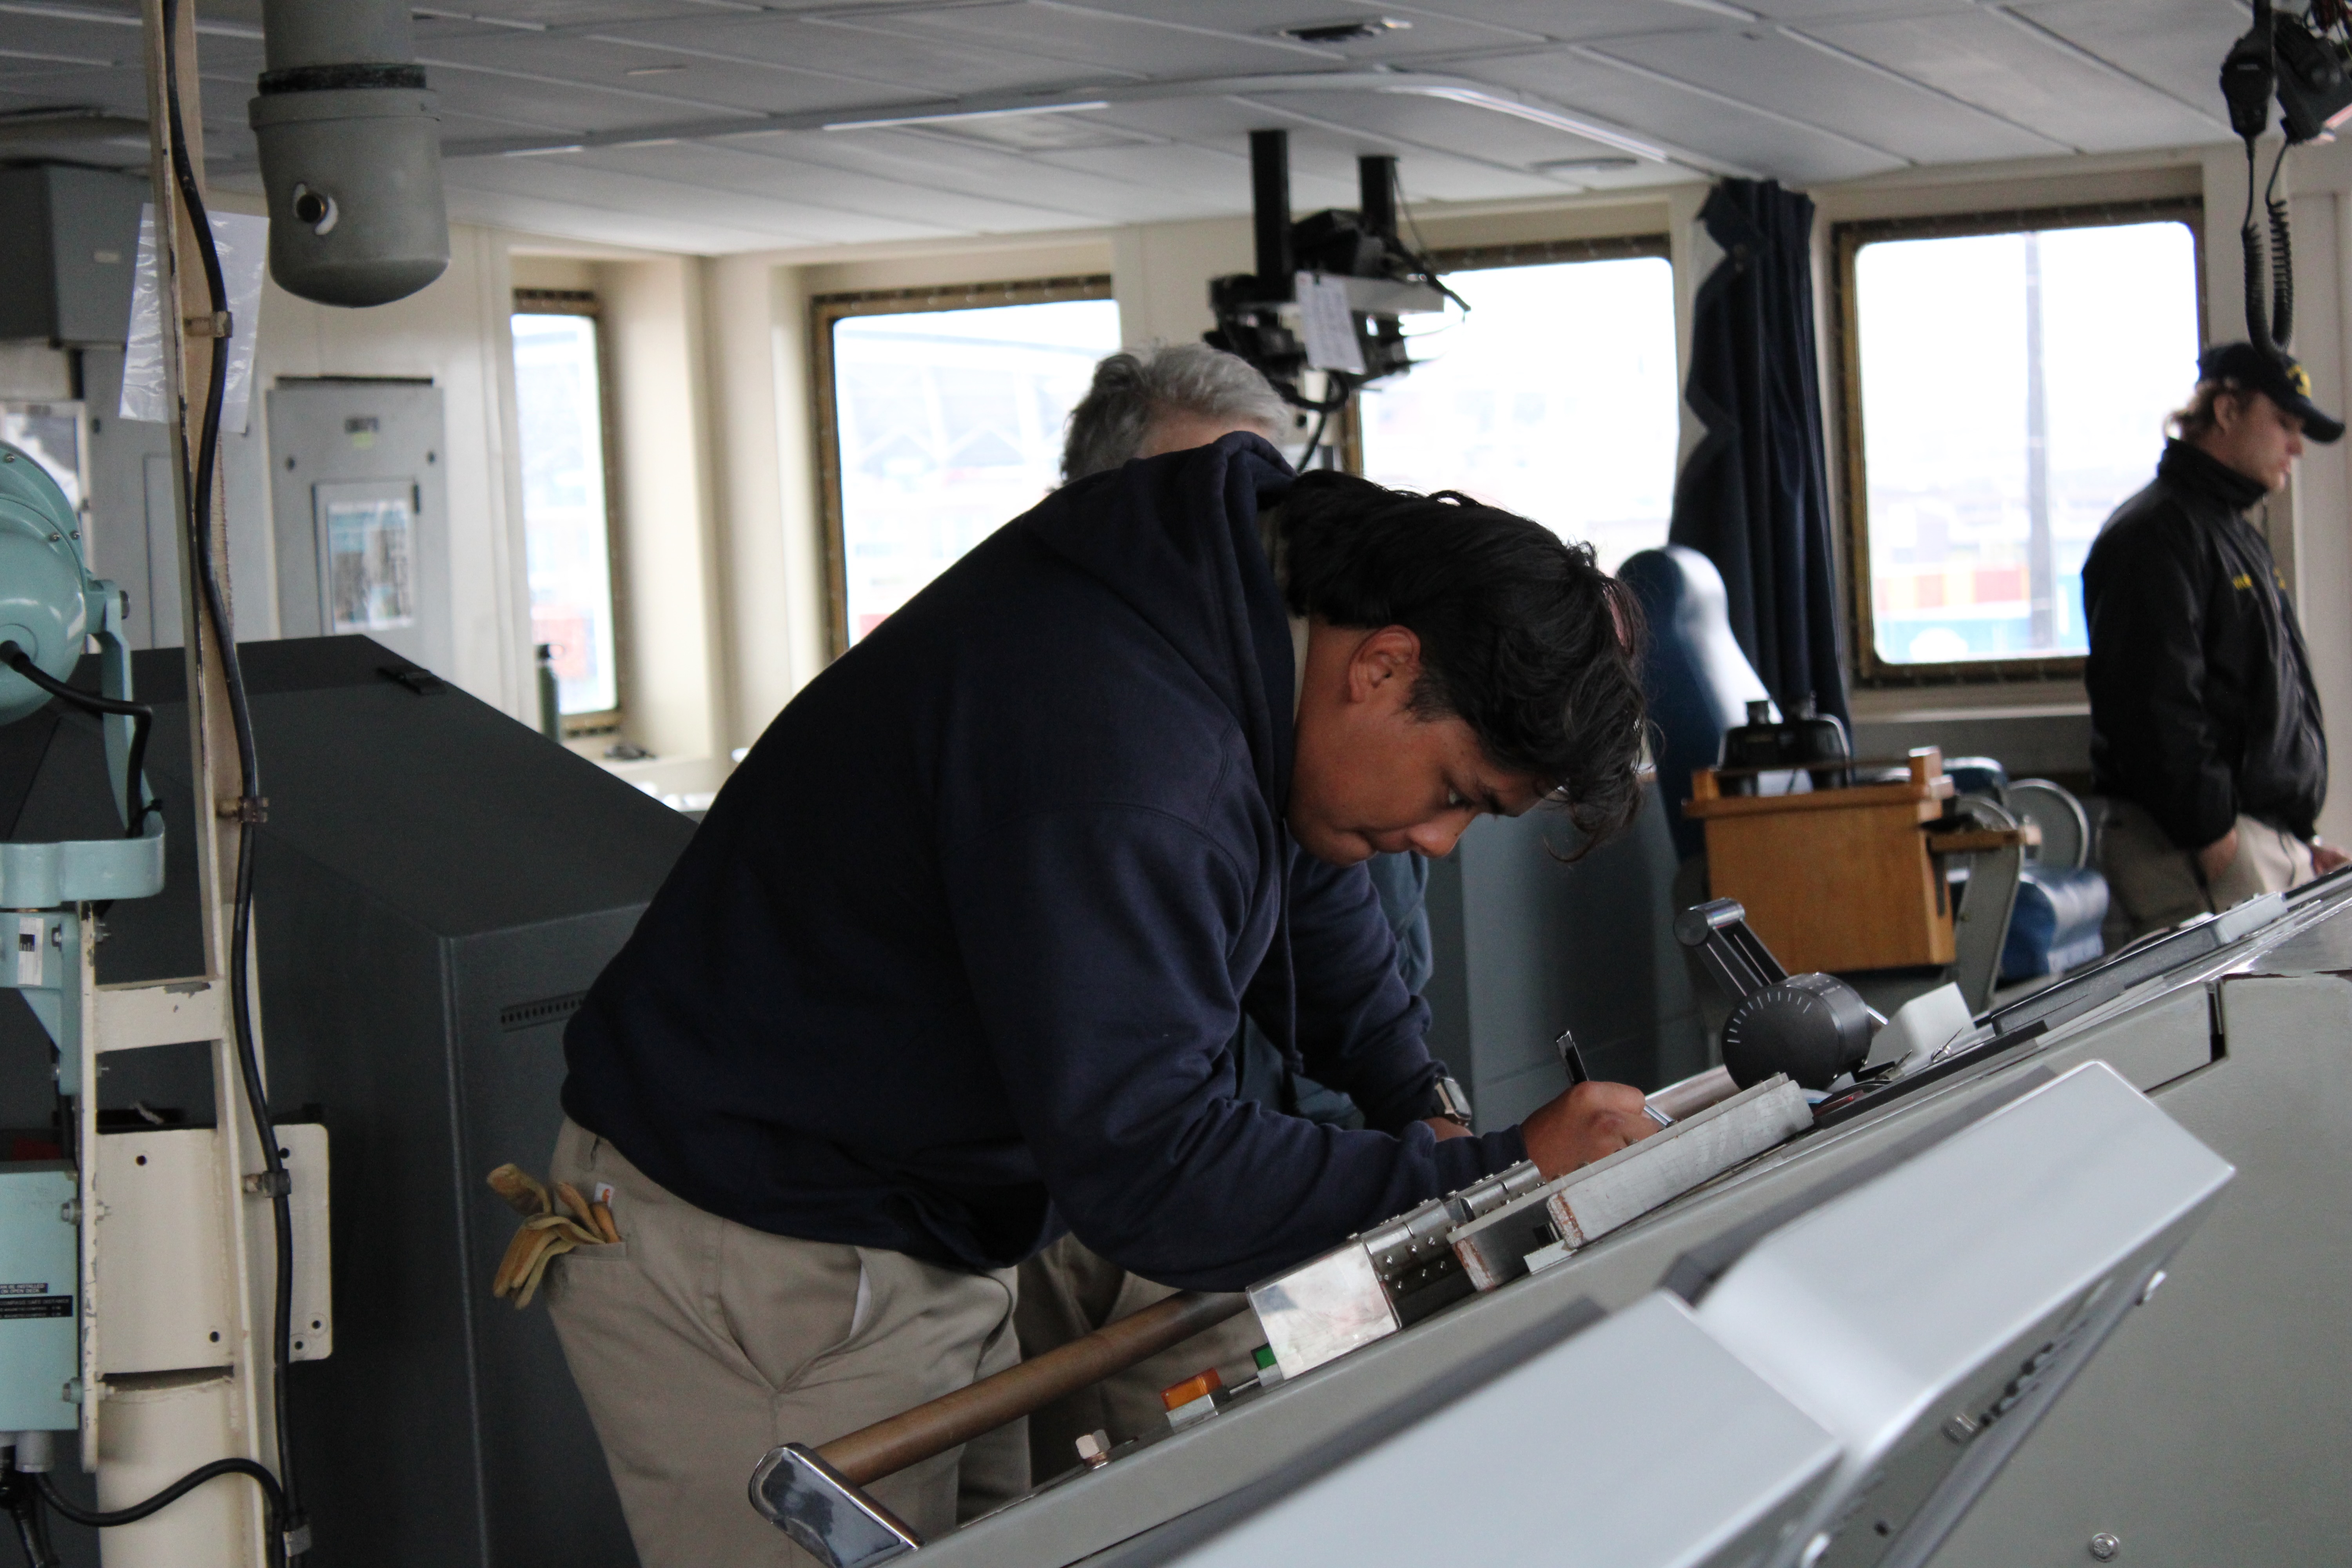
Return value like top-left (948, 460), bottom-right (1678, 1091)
top-left (1381, 84), bottom-right (1666, 163)
top-left (823, 100), bottom-right (1111, 132)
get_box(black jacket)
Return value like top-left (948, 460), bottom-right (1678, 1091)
top-left (2083, 439), bottom-right (2327, 847)
top-left (560, 434), bottom-right (1522, 1291)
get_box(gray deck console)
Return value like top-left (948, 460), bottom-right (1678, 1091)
top-left (913, 875), bottom-right (2352, 1568)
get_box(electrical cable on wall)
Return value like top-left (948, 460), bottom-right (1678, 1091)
top-left (162, 0), bottom-right (309, 1553)
top-left (34, 1461), bottom-right (289, 1567)
top-left (1298, 403), bottom-right (1336, 471)
top-left (9, 2), bottom-right (309, 1562)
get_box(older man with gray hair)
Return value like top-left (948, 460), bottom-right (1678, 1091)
top-left (1017, 342), bottom-right (1438, 1478)
top-left (1060, 341), bottom-right (1296, 482)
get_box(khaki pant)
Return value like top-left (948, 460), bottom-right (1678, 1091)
top-left (1013, 1234), bottom-right (1266, 1484)
top-left (544, 1120), bottom-right (1026, 1567)
top-left (2100, 800), bottom-right (2316, 943)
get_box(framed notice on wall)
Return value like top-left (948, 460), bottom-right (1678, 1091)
top-left (314, 481), bottom-right (419, 634)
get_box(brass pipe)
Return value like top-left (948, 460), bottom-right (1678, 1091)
top-left (818, 1290), bottom-right (1250, 1486)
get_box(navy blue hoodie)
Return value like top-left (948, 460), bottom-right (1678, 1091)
top-left (560, 434), bottom-right (1526, 1290)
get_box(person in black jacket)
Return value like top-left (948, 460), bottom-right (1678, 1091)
top-left (2086, 341), bottom-right (2349, 941)
top-left (1018, 345), bottom-right (1445, 1479)
top-left (542, 436), bottom-right (1659, 1565)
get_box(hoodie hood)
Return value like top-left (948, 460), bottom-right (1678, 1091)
top-left (1018, 430), bottom-right (1298, 816)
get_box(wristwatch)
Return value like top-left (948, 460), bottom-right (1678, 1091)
top-left (1419, 1074), bottom-right (1474, 1131)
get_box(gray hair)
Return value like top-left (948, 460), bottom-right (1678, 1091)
top-left (1060, 343), bottom-right (1292, 483)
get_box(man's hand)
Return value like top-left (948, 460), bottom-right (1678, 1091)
top-left (2315, 842), bottom-right (2350, 874)
top-left (2196, 827), bottom-right (2240, 884)
top-left (1420, 1116), bottom-right (1474, 1142)
top-left (1521, 1081), bottom-right (1659, 1180)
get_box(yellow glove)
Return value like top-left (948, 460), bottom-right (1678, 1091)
top-left (486, 1163), bottom-right (622, 1307)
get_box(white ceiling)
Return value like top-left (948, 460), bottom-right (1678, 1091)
top-left (0, 0), bottom-right (2250, 255)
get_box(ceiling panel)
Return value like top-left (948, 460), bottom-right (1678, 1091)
top-left (1249, 88), bottom-right (1647, 184)
top-left (445, 152), bottom-right (922, 244)
top-left (1067, 105), bottom-right (1546, 204)
top-left (0, 58), bottom-right (134, 96)
top-left (1058, 95), bottom-right (1364, 200)
top-left (576, 138), bottom-right (1096, 232)
top-left (915, 111), bottom-right (1168, 153)
top-left (415, 29), bottom-right (907, 119)
top-left (1727, 0), bottom-right (1977, 17)
top-left (0, 10), bottom-right (139, 69)
top-left (1804, 8), bottom-right (2225, 151)
top-left (1587, 27), bottom-right (2065, 163)
top-left (590, 12), bottom-right (1120, 100)
top-left (801, 2), bottom-right (1324, 80)
top-left (1372, 0), bottom-right (1726, 46)
top-left (1073, 91), bottom-right (1524, 207)
top-left (2011, 0), bottom-right (2248, 116)
top-left (780, 124), bottom-right (1272, 223)
top-left (1452, 47), bottom-right (1904, 183)
top-left (996, 137), bottom-right (1254, 205)
top-left (416, 56), bottom-right (763, 136)
top-left (433, 174), bottom-right (797, 251)
top-left (434, 100), bottom-right (592, 139)
top-left (412, 1), bottom-right (742, 28)
top-left (1060, 0), bottom-right (1545, 56)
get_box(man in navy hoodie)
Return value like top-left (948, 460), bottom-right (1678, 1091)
top-left (1020, 343), bottom-right (1451, 1475)
top-left (545, 434), bottom-right (1656, 1566)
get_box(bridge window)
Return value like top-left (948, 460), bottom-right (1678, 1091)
top-left (512, 292), bottom-right (622, 729)
top-left (1355, 238), bottom-right (1678, 573)
top-left (815, 280), bottom-right (1120, 652)
top-left (1836, 204), bottom-right (2203, 681)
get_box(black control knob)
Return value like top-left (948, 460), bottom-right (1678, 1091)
top-left (1722, 972), bottom-right (1875, 1091)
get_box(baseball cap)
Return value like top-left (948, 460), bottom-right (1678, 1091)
top-left (2198, 341), bottom-right (2345, 443)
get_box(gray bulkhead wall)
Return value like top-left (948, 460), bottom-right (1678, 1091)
top-left (1426, 783), bottom-right (1708, 1127)
top-left (80, 345), bottom-right (277, 652)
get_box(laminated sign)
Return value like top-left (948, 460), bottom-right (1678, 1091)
top-left (120, 205), bottom-right (270, 434)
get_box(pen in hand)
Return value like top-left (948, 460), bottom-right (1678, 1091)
top-left (1555, 1027), bottom-right (1673, 1127)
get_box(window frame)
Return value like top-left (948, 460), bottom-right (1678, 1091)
top-left (1341, 233), bottom-right (1672, 478)
top-left (1831, 198), bottom-right (2207, 688)
top-left (511, 287), bottom-right (627, 735)
top-left (811, 273), bottom-right (1116, 658)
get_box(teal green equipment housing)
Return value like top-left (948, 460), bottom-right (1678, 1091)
top-left (0, 1167), bottom-right (78, 1432)
top-left (0, 441), bottom-right (163, 910)
top-left (0, 445), bottom-right (99, 728)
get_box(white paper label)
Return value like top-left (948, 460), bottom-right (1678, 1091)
top-left (15, 918), bottom-right (44, 988)
top-left (1294, 271), bottom-right (1367, 375)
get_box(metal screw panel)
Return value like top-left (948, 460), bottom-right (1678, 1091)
top-left (2089, 1532), bottom-right (2121, 1560)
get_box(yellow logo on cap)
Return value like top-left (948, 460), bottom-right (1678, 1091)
top-left (2289, 364), bottom-right (2313, 397)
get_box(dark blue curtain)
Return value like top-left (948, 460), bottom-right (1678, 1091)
top-left (1667, 179), bottom-right (1849, 726)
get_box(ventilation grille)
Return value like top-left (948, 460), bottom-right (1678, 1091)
top-left (500, 992), bottom-right (587, 1033)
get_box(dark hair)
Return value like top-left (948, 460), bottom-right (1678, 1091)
top-left (1276, 470), bottom-right (1648, 844)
